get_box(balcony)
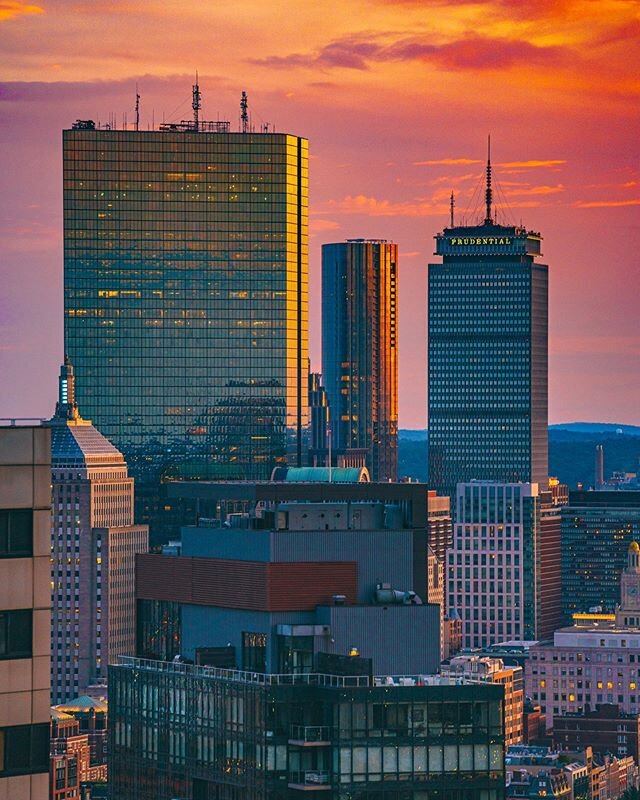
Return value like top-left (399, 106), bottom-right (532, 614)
top-left (288, 725), bottom-right (331, 746)
top-left (288, 771), bottom-right (331, 791)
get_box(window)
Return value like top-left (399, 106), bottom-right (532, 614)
top-left (0, 724), bottom-right (48, 776)
top-left (0, 510), bottom-right (32, 558)
top-left (0, 610), bottom-right (32, 660)
top-left (242, 632), bottom-right (266, 672)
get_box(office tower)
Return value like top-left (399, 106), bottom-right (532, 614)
top-left (527, 542), bottom-right (640, 720)
top-left (46, 358), bottom-right (148, 704)
top-left (322, 239), bottom-right (398, 481)
top-left (0, 425), bottom-right (51, 799)
top-left (111, 480), bottom-right (505, 800)
top-left (428, 153), bottom-right (548, 501)
top-left (561, 490), bottom-right (640, 620)
top-left (595, 444), bottom-right (604, 488)
top-left (448, 481), bottom-right (562, 650)
top-left (63, 97), bottom-right (309, 541)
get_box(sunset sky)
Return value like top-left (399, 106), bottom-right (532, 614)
top-left (1, 0), bottom-right (639, 427)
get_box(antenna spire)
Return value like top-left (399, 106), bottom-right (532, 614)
top-left (450, 191), bottom-right (455, 228)
top-left (135, 84), bottom-right (140, 132)
top-left (484, 134), bottom-right (493, 225)
top-left (240, 91), bottom-right (248, 134)
top-left (192, 72), bottom-right (201, 131)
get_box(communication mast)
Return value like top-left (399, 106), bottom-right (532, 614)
top-left (240, 91), bottom-right (248, 134)
top-left (192, 72), bottom-right (201, 131)
top-left (135, 84), bottom-right (140, 131)
top-left (484, 134), bottom-right (493, 225)
top-left (450, 191), bottom-right (455, 228)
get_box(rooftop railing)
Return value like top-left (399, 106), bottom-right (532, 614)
top-left (117, 657), bottom-right (483, 689)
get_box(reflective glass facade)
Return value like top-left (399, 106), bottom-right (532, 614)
top-left (322, 240), bottom-right (398, 481)
top-left (561, 491), bottom-right (640, 620)
top-left (428, 225), bottom-right (548, 501)
top-left (109, 658), bottom-right (505, 800)
top-left (63, 129), bottom-right (308, 534)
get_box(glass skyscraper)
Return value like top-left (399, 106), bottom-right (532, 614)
top-left (63, 122), bottom-right (308, 535)
top-left (428, 221), bottom-right (548, 500)
top-left (322, 239), bottom-right (398, 481)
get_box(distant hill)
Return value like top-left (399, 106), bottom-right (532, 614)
top-left (399, 429), bottom-right (428, 441)
top-left (397, 425), bottom-right (640, 487)
top-left (550, 422), bottom-right (640, 437)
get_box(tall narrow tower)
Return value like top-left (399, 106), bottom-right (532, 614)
top-left (322, 239), bottom-right (398, 481)
top-left (428, 147), bottom-right (548, 500)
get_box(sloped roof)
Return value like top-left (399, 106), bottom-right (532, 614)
top-left (50, 421), bottom-right (124, 466)
top-left (55, 694), bottom-right (108, 713)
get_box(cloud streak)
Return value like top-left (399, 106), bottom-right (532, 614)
top-left (251, 32), bottom-right (567, 73)
top-left (0, 1), bottom-right (43, 22)
top-left (573, 199), bottom-right (640, 208)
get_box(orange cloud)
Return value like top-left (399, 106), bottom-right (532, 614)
top-left (0, 1), bottom-right (43, 21)
top-left (504, 184), bottom-right (566, 196)
top-left (498, 159), bottom-right (567, 168)
top-left (310, 218), bottom-right (341, 233)
top-left (322, 194), bottom-right (446, 217)
top-left (573, 199), bottom-right (640, 208)
top-left (416, 158), bottom-right (481, 165)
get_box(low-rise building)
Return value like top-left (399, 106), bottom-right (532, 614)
top-left (506, 768), bottom-right (571, 799)
top-left (553, 704), bottom-right (640, 765)
top-left (442, 654), bottom-right (524, 746)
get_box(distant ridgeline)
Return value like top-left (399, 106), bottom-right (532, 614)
top-left (398, 425), bottom-right (640, 487)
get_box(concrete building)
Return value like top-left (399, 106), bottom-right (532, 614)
top-left (136, 485), bottom-right (441, 675)
top-left (448, 481), bottom-right (563, 650)
top-left (442, 654), bottom-right (524, 747)
top-left (0, 425), bottom-right (51, 799)
top-left (322, 239), bottom-right (398, 481)
top-left (46, 359), bottom-right (148, 703)
top-left (527, 543), bottom-right (640, 720)
top-left (562, 491), bottom-right (640, 621)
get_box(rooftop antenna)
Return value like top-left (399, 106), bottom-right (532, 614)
top-left (240, 91), bottom-right (248, 134)
top-left (135, 84), bottom-right (140, 131)
top-left (484, 134), bottom-right (493, 225)
top-left (450, 191), bottom-right (455, 228)
top-left (192, 72), bottom-right (201, 131)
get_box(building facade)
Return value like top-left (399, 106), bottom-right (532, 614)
top-left (561, 491), bottom-right (640, 621)
top-left (46, 359), bottom-right (148, 703)
top-left (0, 425), bottom-right (51, 798)
top-left (110, 658), bottom-right (505, 800)
top-left (553, 704), bottom-right (640, 766)
top-left (109, 478), bottom-right (501, 799)
top-left (442, 655), bottom-right (524, 747)
top-left (428, 209), bottom-right (548, 501)
top-left (448, 481), bottom-right (562, 650)
top-left (136, 483), bottom-right (441, 676)
top-left (63, 116), bottom-right (309, 540)
top-left (322, 239), bottom-right (398, 481)
top-left (527, 543), bottom-right (640, 721)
